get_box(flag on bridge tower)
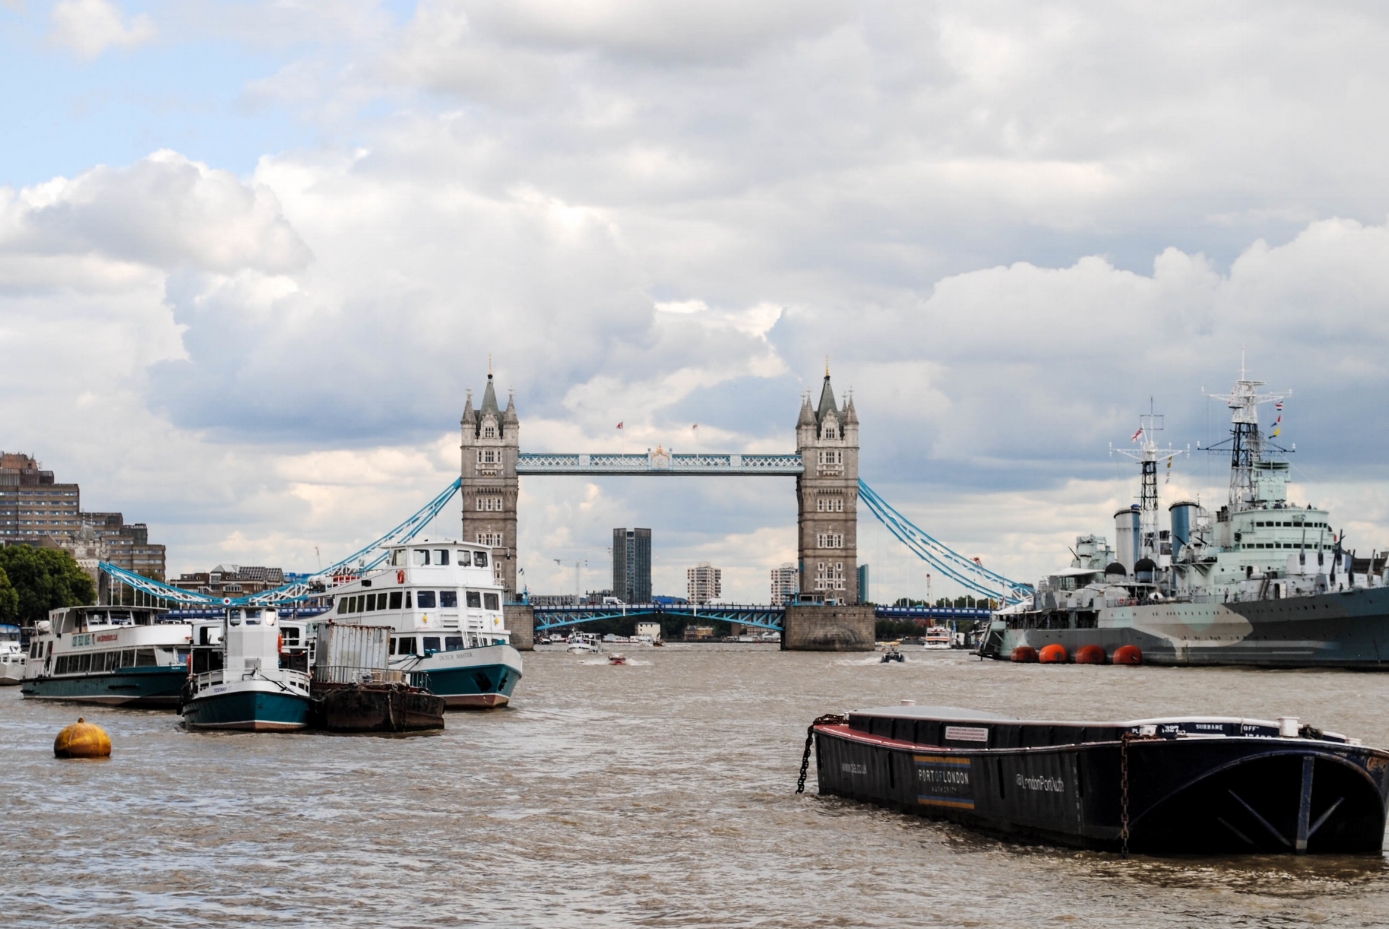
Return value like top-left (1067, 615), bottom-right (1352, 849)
top-left (616, 422), bottom-right (624, 429)
top-left (1131, 427), bottom-right (1144, 442)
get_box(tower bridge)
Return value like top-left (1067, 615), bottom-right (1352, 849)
top-left (97, 365), bottom-right (1029, 651)
top-left (462, 367), bottom-right (863, 606)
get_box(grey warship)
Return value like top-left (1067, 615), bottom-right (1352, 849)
top-left (979, 366), bottom-right (1389, 667)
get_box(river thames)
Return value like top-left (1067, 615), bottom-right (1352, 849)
top-left (6, 645), bottom-right (1389, 927)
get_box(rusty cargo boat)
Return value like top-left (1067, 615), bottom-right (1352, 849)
top-left (807, 705), bottom-right (1389, 854)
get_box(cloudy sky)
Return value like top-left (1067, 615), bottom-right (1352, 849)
top-left (3, 0), bottom-right (1388, 602)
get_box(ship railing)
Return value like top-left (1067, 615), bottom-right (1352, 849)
top-left (313, 665), bottom-right (419, 686)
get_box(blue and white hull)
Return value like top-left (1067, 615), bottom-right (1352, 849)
top-left (395, 644), bottom-right (523, 708)
top-left (182, 677), bottom-right (311, 731)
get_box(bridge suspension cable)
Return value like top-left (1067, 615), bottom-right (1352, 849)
top-left (99, 477), bottom-right (463, 608)
top-left (857, 479), bottom-right (1032, 605)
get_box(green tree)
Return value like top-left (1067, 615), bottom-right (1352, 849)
top-left (0, 565), bottom-right (18, 624)
top-left (0, 546), bottom-right (96, 624)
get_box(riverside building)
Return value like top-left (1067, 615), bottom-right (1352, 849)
top-left (0, 453), bottom-right (165, 582)
top-left (687, 562), bottom-right (722, 605)
top-left (770, 563), bottom-right (799, 605)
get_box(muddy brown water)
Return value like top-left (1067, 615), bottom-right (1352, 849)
top-left (5, 645), bottom-right (1389, 927)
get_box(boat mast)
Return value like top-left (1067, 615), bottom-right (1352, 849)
top-left (1112, 401), bottom-right (1183, 562)
top-left (1205, 354), bottom-right (1289, 512)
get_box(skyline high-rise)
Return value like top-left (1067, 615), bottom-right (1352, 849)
top-left (612, 527), bottom-right (652, 603)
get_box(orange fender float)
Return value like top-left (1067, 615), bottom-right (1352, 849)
top-left (1112, 644), bottom-right (1142, 666)
top-left (1038, 643), bottom-right (1068, 664)
top-left (1010, 646), bottom-right (1038, 663)
top-left (1074, 645), bottom-right (1106, 665)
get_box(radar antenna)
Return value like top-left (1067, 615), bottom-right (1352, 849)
top-left (1202, 361), bottom-right (1291, 511)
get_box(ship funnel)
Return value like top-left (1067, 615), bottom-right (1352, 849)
top-left (1115, 506), bottom-right (1140, 575)
top-left (1168, 501), bottom-right (1199, 560)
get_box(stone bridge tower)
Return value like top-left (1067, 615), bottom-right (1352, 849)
top-left (461, 372), bottom-right (520, 599)
top-left (796, 371), bottom-right (860, 603)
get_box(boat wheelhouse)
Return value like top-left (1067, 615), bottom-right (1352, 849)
top-left (21, 606), bottom-right (192, 707)
top-left (0, 624), bottom-right (24, 685)
top-left (326, 538), bottom-right (522, 708)
top-left (181, 607), bottom-right (311, 731)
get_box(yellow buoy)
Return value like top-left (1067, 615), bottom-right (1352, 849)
top-left (54, 717), bottom-right (111, 759)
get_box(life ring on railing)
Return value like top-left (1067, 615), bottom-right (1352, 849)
top-left (397, 569), bottom-right (406, 584)
top-left (277, 634), bottom-right (284, 654)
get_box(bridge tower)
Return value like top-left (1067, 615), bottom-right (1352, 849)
top-left (461, 372), bottom-right (520, 599)
top-left (796, 370), bottom-right (860, 603)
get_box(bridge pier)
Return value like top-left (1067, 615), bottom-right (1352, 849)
top-left (781, 604), bottom-right (875, 651)
top-left (504, 604), bottom-right (535, 651)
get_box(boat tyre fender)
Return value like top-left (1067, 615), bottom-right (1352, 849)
top-left (796, 714), bottom-right (847, 794)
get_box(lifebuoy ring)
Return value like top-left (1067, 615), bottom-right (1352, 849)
top-left (278, 633), bottom-right (284, 654)
top-left (397, 569), bottom-right (406, 584)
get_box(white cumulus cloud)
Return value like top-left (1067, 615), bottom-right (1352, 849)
top-left (50, 0), bottom-right (155, 58)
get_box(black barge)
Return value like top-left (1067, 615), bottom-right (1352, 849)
top-left (808, 705), bottom-right (1389, 854)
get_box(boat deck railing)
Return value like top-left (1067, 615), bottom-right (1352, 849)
top-left (314, 665), bottom-right (428, 688)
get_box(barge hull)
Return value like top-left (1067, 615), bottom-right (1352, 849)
top-left (814, 724), bottom-right (1389, 854)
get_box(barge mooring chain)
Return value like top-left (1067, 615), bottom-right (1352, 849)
top-left (796, 714), bottom-right (847, 794)
top-left (1120, 732), bottom-right (1133, 858)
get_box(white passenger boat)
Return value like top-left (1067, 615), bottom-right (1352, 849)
top-left (181, 608), bottom-right (312, 731)
top-left (923, 626), bottom-right (952, 649)
top-left (21, 606), bottom-right (192, 707)
top-left (566, 633), bottom-right (602, 654)
top-left (326, 539), bottom-right (522, 708)
top-left (0, 625), bottom-right (25, 685)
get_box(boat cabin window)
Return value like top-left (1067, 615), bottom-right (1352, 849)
top-left (281, 627), bottom-right (299, 645)
top-left (405, 591), bottom-right (412, 608)
top-left (417, 591), bottom-right (437, 609)
top-left (336, 598), bottom-right (349, 615)
top-left (434, 550), bottom-right (449, 566)
top-left (245, 609), bottom-right (262, 625)
top-left (412, 549), bottom-right (430, 566)
top-left (475, 551), bottom-right (488, 568)
top-left (422, 636), bottom-right (441, 654)
top-left (390, 549), bottom-right (405, 566)
top-left (484, 593), bottom-right (499, 611)
top-left (389, 591), bottom-right (403, 609)
top-left (228, 610), bottom-right (242, 626)
top-left (440, 591), bottom-right (458, 608)
top-left (397, 637), bottom-right (417, 656)
top-left (456, 550), bottom-right (472, 566)
top-left (466, 591), bottom-right (481, 608)
top-left (365, 593), bottom-right (379, 611)
top-left (135, 648), bottom-right (157, 667)
top-left (445, 636), bottom-right (464, 651)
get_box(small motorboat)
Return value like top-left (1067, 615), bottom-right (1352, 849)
top-left (880, 646), bottom-right (904, 663)
top-left (608, 653), bottom-right (628, 666)
top-left (923, 626), bottom-right (953, 650)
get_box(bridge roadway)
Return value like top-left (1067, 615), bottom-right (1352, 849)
top-left (530, 603), bottom-right (992, 633)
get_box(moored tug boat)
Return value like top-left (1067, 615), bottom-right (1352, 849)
top-left (181, 607), bottom-right (311, 731)
top-left (806, 705), bottom-right (1389, 854)
top-left (326, 539), bottom-right (522, 708)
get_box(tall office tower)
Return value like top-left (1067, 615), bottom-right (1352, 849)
top-left (770, 563), bottom-right (799, 605)
top-left (687, 562), bottom-right (722, 605)
top-left (612, 527), bottom-right (652, 604)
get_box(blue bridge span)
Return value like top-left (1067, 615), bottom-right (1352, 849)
top-left (530, 603), bottom-right (992, 634)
